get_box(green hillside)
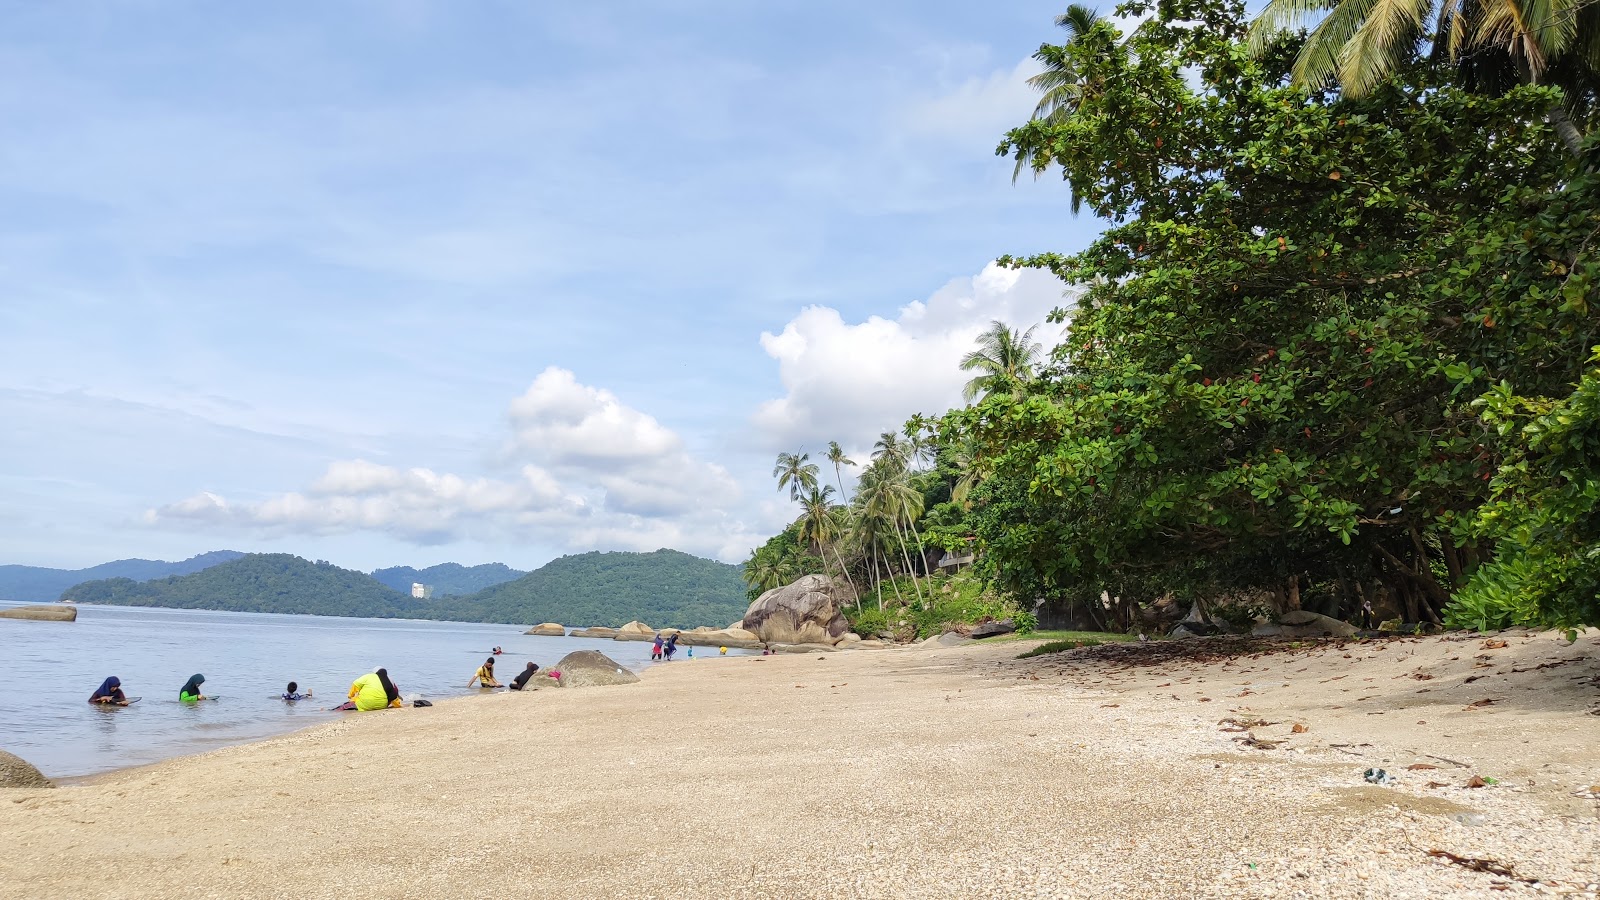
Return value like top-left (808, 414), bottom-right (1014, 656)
top-left (435, 549), bottom-right (749, 628)
top-left (62, 549), bottom-right (747, 628)
top-left (0, 550), bottom-right (246, 602)
top-left (63, 554), bottom-right (417, 617)
top-left (370, 561), bottom-right (524, 596)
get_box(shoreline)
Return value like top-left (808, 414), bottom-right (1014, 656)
top-left (3, 632), bottom-right (1596, 899)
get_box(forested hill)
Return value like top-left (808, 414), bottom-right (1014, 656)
top-left (0, 550), bottom-right (246, 602)
top-left (62, 554), bottom-right (418, 617)
top-left (62, 550), bottom-right (748, 627)
top-left (370, 562), bottom-right (524, 596)
top-left (429, 549), bottom-right (749, 628)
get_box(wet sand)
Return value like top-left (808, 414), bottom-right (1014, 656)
top-left (1, 631), bottom-right (1596, 899)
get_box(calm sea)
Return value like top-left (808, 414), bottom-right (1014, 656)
top-left (0, 602), bottom-right (720, 778)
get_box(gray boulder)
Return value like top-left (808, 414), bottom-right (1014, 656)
top-left (968, 619), bottom-right (1017, 640)
top-left (0, 605), bottom-right (76, 622)
top-left (553, 651), bottom-right (641, 688)
top-left (740, 575), bottom-right (851, 645)
top-left (1253, 611), bottom-right (1358, 638)
top-left (0, 750), bottom-right (51, 789)
top-left (936, 631), bottom-right (971, 647)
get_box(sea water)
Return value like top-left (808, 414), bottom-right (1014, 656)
top-left (0, 602), bottom-right (727, 777)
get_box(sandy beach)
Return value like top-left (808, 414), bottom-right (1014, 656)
top-left (2, 631), bottom-right (1597, 899)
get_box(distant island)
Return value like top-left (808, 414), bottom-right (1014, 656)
top-left (60, 549), bottom-right (749, 628)
top-left (0, 550), bottom-right (247, 603)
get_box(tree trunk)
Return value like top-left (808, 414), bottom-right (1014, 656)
top-left (1547, 101), bottom-right (1585, 157)
top-left (830, 543), bottom-right (861, 610)
top-left (1286, 574), bottom-right (1301, 612)
top-left (893, 520), bottom-right (927, 608)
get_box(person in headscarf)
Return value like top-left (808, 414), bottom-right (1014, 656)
top-left (89, 676), bottom-right (128, 705)
top-left (347, 669), bottom-right (400, 711)
top-left (467, 657), bottom-right (500, 688)
top-left (509, 662), bottom-right (541, 690)
top-left (179, 674), bottom-right (207, 702)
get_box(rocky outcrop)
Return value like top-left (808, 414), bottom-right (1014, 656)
top-left (525, 622), bottom-right (566, 637)
top-left (741, 575), bottom-right (850, 646)
top-left (0, 605), bottom-right (76, 622)
top-left (0, 750), bottom-right (51, 788)
top-left (674, 628), bottom-right (763, 650)
top-left (569, 626), bottom-right (619, 639)
top-left (1252, 610), bottom-right (1358, 639)
top-left (968, 620), bottom-right (1016, 640)
top-left (615, 621), bottom-right (655, 642)
top-left (554, 651), bottom-right (641, 688)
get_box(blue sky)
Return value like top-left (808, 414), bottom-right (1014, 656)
top-left (1, 1), bottom-right (1103, 571)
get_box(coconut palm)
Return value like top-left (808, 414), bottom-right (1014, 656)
top-left (1248, 0), bottom-right (1600, 153)
top-left (1013, 6), bottom-right (1120, 182)
top-left (961, 321), bottom-right (1043, 403)
top-left (855, 461), bottom-right (929, 608)
top-left (742, 545), bottom-right (797, 594)
top-left (795, 485), bottom-right (860, 607)
top-left (772, 451), bottom-right (820, 502)
top-left (825, 440), bottom-right (855, 500)
top-left (871, 431), bottom-right (910, 472)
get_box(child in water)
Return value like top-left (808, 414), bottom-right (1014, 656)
top-left (282, 681), bottom-right (312, 701)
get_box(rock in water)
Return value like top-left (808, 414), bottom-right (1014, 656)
top-left (553, 651), bottom-right (641, 688)
top-left (0, 750), bottom-right (52, 788)
top-left (0, 605), bottom-right (76, 622)
top-left (615, 621), bottom-right (655, 642)
top-left (741, 575), bottom-right (850, 645)
top-left (525, 622), bottom-right (566, 636)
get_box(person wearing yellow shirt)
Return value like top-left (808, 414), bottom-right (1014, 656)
top-left (468, 657), bottom-right (501, 688)
top-left (347, 668), bottom-right (401, 711)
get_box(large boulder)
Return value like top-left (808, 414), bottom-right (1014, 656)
top-left (1253, 611), bottom-right (1358, 639)
top-left (968, 619), bottom-right (1017, 640)
top-left (0, 750), bottom-right (51, 789)
top-left (553, 651), bottom-right (641, 688)
top-left (0, 605), bottom-right (76, 622)
top-left (741, 575), bottom-right (850, 645)
top-left (570, 626), bottom-right (618, 639)
top-left (525, 622), bottom-right (566, 636)
top-left (615, 621), bottom-right (655, 642)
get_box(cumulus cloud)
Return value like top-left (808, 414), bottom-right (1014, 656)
top-left (753, 262), bottom-right (1075, 452)
top-left (901, 58), bottom-right (1042, 147)
top-left (148, 368), bottom-right (750, 556)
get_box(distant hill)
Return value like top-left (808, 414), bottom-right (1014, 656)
top-left (435, 549), bottom-right (748, 628)
top-left (0, 550), bottom-right (246, 602)
top-left (63, 553), bottom-right (419, 617)
top-left (62, 549), bottom-right (747, 628)
top-left (370, 562), bottom-right (524, 596)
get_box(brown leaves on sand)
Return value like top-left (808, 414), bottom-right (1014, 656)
top-left (1427, 849), bottom-right (1529, 882)
top-left (1481, 639), bottom-right (1510, 650)
top-left (1406, 763), bottom-right (1439, 771)
top-left (1465, 698), bottom-right (1502, 710)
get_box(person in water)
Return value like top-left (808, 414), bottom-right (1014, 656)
top-left (89, 676), bottom-right (128, 705)
top-left (492, 646), bottom-right (503, 655)
top-left (346, 669), bottom-right (401, 711)
top-left (651, 634), bottom-right (664, 661)
top-left (719, 646), bottom-right (728, 656)
top-left (282, 681), bottom-right (312, 701)
top-left (179, 674), bottom-right (207, 702)
top-left (663, 632), bottom-right (679, 660)
top-left (509, 662), bottom-right (541, 690)
top-left (468, 657), bottom-right (501, 688)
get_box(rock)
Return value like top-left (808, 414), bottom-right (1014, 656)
top-left (968, 619), bottom-right (1017, 640)
top-left (614, 621), bottom-right (656, 642)
top-left (0, 605), bottom-right (76, 622)
top-left (0, 750), bottom-right (51, 789)
top-left (525, 622), bottom-right (566, 636)
top-left (936, 632), bottom-right (971, 647)
top-left (553, 651), bottom-right (641, 688)
top-left (836, 632), bottom-right (862, 645)
top-left (770, 642), bottom-right (837, 653)
top-left (722, 628), bottom-right (759, 643)
top-left (1170, 622), bottom-right (1214, 639)
top-left (1252, 611), bottom-right (1358, 638)
top-left (857, 639), bottom-right (886, 649)
top-left (570, 626), bottom-right (618, 639)
top-left (740, 574), bottom-right (851, 645)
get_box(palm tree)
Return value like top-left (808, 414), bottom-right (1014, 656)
top-left (961, 320), bottom-right (1043, 402)
top-left (825, 441), bottom-right (855, 501)
top-left (743, 545), bottom-right (797, 595)
top-left (795, 485), bottom-right (860, 607)
top-left (772, 451), bottom-right (820, 502)
top-left (856, 461), bottom-right (929, 608)
top-left (1248, 0), bottom-right (1598, 153)
top-left (1013, 6), bottom-right (1117, 183)
top-left (872, 431), bottom-right (910, 472)
top-left (903, 415), bottom-right (937, 472)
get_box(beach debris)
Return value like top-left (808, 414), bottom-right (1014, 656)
top-left (1234, 733), bottom-right (1282, 750)
top-left (1406, 763), bottom-right (1438, 771)
top-left (1466, 775), bottom-right (1491, 788)
top-left (1363, 768), bottom-right (1395, 785)
top-left (1425, 754), bottom-right (1472, 768)
top-left (1218, 717), bottom-right (1272, 732)
top-left (1426, 849), bottom-right (1536, 884)
top-left (1425, 781), bottom-right (1450, 789)
top-left (1481, 639), bottom-right (1509, 650)
top-left (1448, 812), bottom-right (1487, 827)
top-left (1465, 698), bottom-right (1501, 710)
top-left (1291, 723), bottom-right (1307, 733)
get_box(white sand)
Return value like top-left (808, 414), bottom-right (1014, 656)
top-left (1, 630), bottom-right (1596, 899)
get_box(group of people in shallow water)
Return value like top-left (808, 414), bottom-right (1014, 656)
top-left (467, 656), bottom-right (551, 690)
top-left (86, 654), bottom-right (559, 712)
top-left (650, 632), bottom-right (733, 661)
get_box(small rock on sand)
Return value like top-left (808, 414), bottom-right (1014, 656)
top-left (0, 750), bottom-right (52, 789)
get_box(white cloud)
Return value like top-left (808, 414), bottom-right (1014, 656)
top-left (901, 57), bottom-right (1042, 146)
top-left (752, 262), bottom-right (1075, 452)
top-left (148, 368), bottom-right (750, 557)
